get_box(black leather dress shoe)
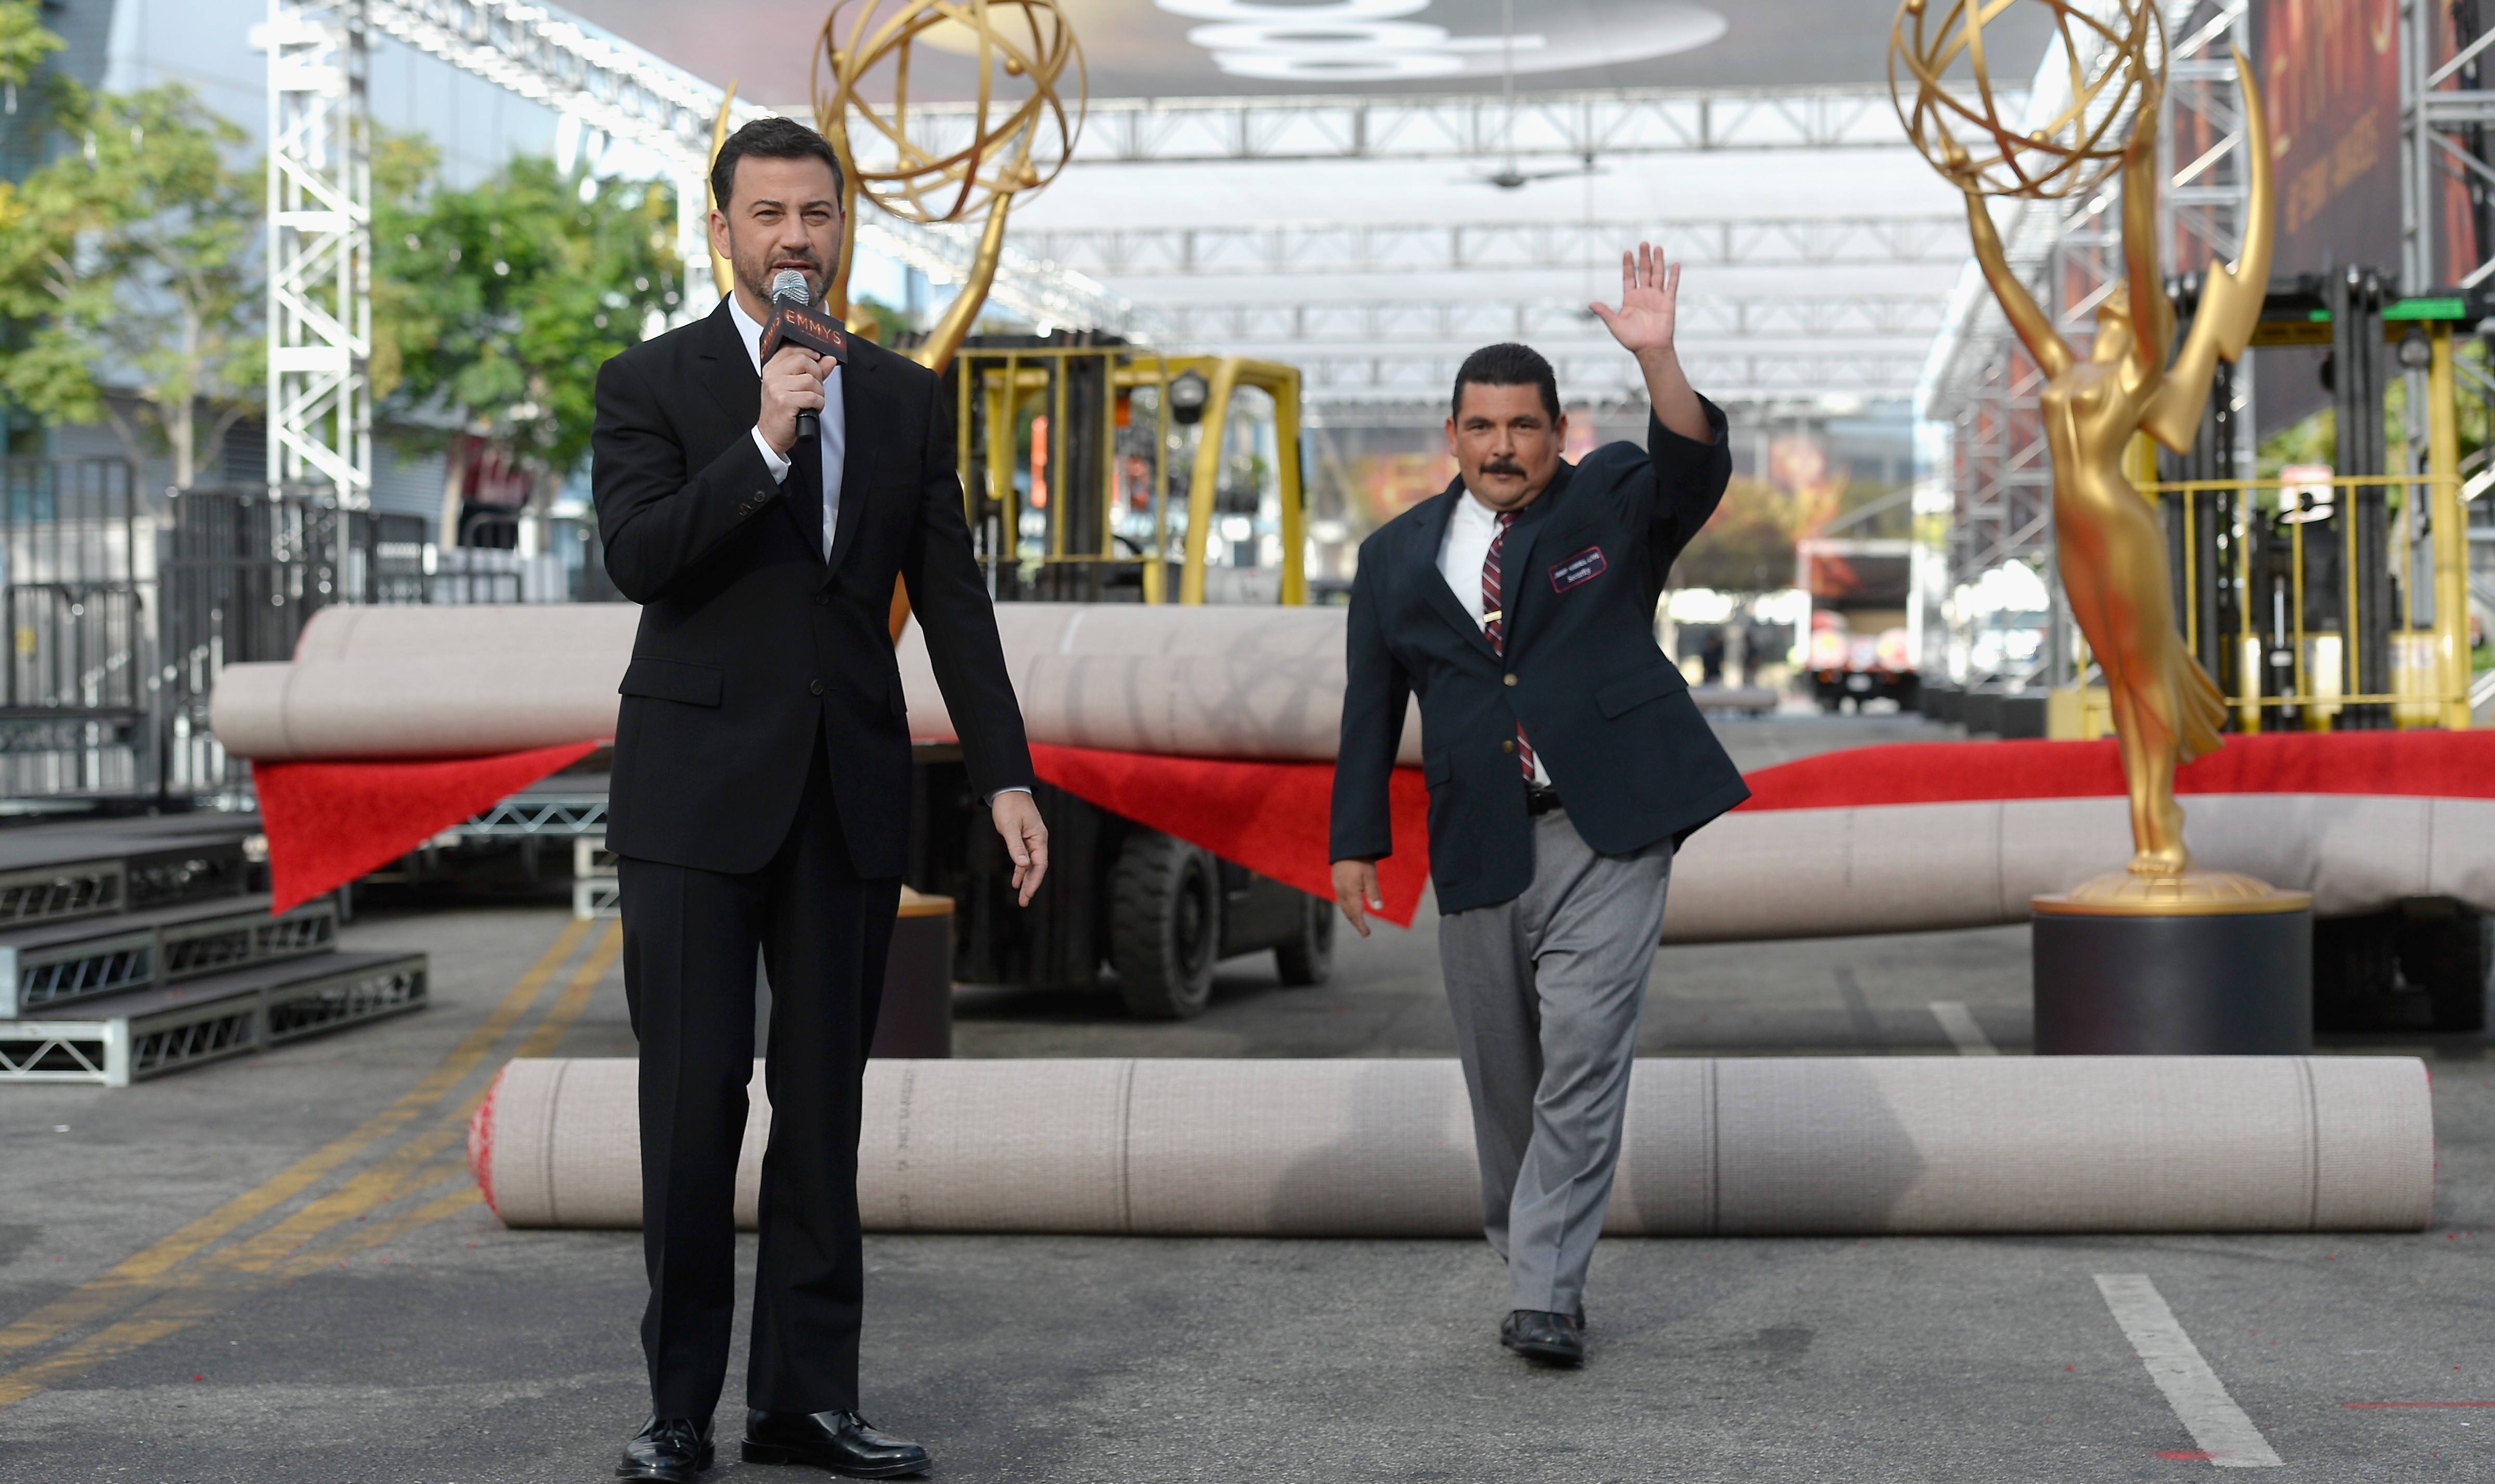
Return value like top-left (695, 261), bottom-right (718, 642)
top-left (743, 1409), bottom-right (932, 1478)
top-left (617, 1415), bottom-right (714, 1482)
top-left (1501, 1309), bottom-right (1586, 1366)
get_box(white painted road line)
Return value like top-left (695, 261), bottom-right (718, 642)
top-left (2094, 1274), bottom-right (2283, 1468)
top-left (1929, 1000), bottom-right (1997, 1055)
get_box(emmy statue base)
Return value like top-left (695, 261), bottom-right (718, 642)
top-left (2031, 873), bottom-right (2313, 1055)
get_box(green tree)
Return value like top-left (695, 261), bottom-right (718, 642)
top-left (0, 0), bottom-right (62, 108)
top-left (373, 139), bottom-right (680, 482)
top-left (0, 57), bottom-right (261, 486)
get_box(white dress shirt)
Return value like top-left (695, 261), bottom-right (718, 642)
top-left (1437, 487), bottom-right (1552, 787)
top-left (730, 293), bottom-right (845, 559)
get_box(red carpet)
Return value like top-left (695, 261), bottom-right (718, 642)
top-left (1031, 744), bottom-right (1433, 928)
top-left (250, 730), bottom-right (2495, 921)
top-left (1735, 730), bottom-right (2495, 812)
top-left (254, 742), bottom-right (600, 912)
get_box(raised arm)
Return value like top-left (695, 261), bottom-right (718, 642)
top-left (1945, 139), bottom-right (2075, 381)
top-left (592, 355), bottom-right (785, 604)
top-left (2142, 49), bottom-right (2274, 451)
top-left (2115, 79), bottom-right (2176, 393)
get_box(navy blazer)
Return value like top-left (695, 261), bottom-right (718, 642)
top-left (591, 297), bottom-right (1032, 877)
top-left (1328, 401), bottom-right (1751, 915)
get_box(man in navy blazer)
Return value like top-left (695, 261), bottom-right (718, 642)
top-left (1329, 245), bottom-right (1748, 1367)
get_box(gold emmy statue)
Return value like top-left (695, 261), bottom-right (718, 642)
top-left (703, 2), bottom-right (1082, 373)
top-left (814, 0), bottom-right (1082, 374)
top-left (1892, 0), bottom-right (2301, 913)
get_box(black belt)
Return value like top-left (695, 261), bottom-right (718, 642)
top-left (1525, 785), bottom-right (1563, 816)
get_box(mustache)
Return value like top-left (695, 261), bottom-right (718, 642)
top-left (1479, 460), bottom-right (1527, 477)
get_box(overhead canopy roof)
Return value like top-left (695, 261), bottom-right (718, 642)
top-left (570, 0), bottom-right (2056, 103)
top-left (574, 1), bottom-right (2064, 408)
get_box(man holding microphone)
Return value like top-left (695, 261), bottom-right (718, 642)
top-left (1329, 246), bottom-right (1748, 1368)
top-left (593, 116), bottom-right (1045, 1479)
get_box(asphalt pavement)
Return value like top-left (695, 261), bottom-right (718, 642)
top-left (3, 715), bottom-right (2491, 1481)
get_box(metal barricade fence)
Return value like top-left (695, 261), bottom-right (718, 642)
top-left (0, 459), bottom-right (149, 798)
top-left (0, 467), bottom-right (625, 807)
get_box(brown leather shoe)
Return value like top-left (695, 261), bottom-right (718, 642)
top-left (1500, 1309), bottom-right (1586, 1366)
top-left (617, 1415), bottom-right (713, 1481)
top-left (742, 1409), bottom-right (931, 1477)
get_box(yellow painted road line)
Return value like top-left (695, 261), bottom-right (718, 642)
top-left (223, 922), bottom-right (620, 1273)
top-left (0, 917), bottom-right (592, 1360)
top-left (0, 1179), bottom-right (486, 1409)
top-left (0, 1288), bottom-right (233, 1407)
top-left (0, 920), bottom-right (617, 1409)
top-left (508, 921), bottom-right (624, 1062)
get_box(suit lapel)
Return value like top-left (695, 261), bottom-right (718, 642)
top-left (692, 297), bottom-right (758, 437)
top-left (1409, 483), bottom-right (1498, 658)
top-left (818, 341), bottom-right (881, 586)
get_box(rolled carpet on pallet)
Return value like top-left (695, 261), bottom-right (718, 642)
top-left (469, 1056), bottom-right (2435, 1236)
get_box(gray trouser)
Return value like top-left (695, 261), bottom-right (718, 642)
top-left (1438, 809), bottom-right (1672, 1318)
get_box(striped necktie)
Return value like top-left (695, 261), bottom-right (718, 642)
top-left (1480, 510), bottom-right (1537, 782)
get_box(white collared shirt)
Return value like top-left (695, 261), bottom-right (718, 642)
top-left (730, 293), bottom-right (846, 560)
top-left (1437, 487), bottom-right (1550, 787)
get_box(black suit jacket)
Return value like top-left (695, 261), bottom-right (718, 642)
top-left (1329, 402), bottom-right (1751, 915)
top-left (591, 297), bottom-right (1032, 877)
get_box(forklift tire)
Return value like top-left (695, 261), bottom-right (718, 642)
top-left (1110, 830), bottom-right (1221, 1019)
top-left (1274, 892), bottom-right (1336, 987)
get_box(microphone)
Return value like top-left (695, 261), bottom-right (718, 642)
top-left (764, 269), bottom-right (848, 445)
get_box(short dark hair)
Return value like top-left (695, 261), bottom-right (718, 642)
top-left (1452, 343), bottom-right (1560, 423)
top-left (710, 116), bottom-right (846, 213)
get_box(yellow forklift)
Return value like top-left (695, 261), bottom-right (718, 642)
top-left (950, 337), bottom-right (1309, 605)
top-left (902, 335), bottom-right (1335, 1018)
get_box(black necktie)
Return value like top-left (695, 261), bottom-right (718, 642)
top-left (788, 420), bottom-right (824, 558)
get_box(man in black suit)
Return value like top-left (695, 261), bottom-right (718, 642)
top-left (1329, 246), bottom-right (1747, 1368)
top-left (592, 116), bottom-right (1046, 1481)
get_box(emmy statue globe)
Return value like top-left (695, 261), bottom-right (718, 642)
top-left (815, 0), bottom-right (1082, 372)
top-left (1892, 0), bottom-right (2314, 1052)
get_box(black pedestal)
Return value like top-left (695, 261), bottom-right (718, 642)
top-left (871, 893), bottom-right (955, 1059)
top-left (2032, 905), bottom-right (2313, 1054)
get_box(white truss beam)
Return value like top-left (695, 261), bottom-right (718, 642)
top-left (271, 0), bottom-right (1161, 481)
top-left (1020, 216), bottom-right (1966, 279)
top-left (1156, 295), bottom-right (1946, 347)
top-left (366, 0), bottom-right (766, 315)
top-left (1303, 350), bottom-right (1928, 404)
top-left (264, 0), bottom-right (372, 505)
top-left (874, 84), bottom-right (2023, 168)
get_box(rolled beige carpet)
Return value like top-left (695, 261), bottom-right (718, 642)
top-left (1661, 794), bottom-right (2495, 939)
top-left (470, 1055), bottom-right (2434, 1236)
top-left (211, 601), bottom-right (1427, 764)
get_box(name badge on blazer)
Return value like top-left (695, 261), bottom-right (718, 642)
top-left (1549, 545), bottom-right (1607, 593)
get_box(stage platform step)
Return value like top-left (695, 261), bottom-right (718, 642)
top-left (0, 894), bottom-right (340, 1017)
top-left (0, 950), bottom-right (429, 1086)
top-left (0, 814), bottom-right (258, 928)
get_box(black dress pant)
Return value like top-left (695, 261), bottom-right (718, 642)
top-left (618, 739), bottom-right (902, 1420)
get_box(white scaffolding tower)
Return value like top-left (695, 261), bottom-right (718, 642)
top-left (263, 0), bottom-right (372, 506)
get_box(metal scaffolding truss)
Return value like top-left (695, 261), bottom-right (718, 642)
top-left (1020, 215), bottom-right (1965, 279)
top-left (264, 0), bottom-right (373, 505)
top-left (369, 0), bottom-right (746, 161)
top-left (2403, 0), bottom-right (2495, 291)
top-left (1156, 295), bottom-right (1945, 348)
top-left (266, 0), bottom-right (1164, 499)
top-left (876, 84), bottom-right (2023, 167)
top-left (1305, 349), bottom-right (1929, 402)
